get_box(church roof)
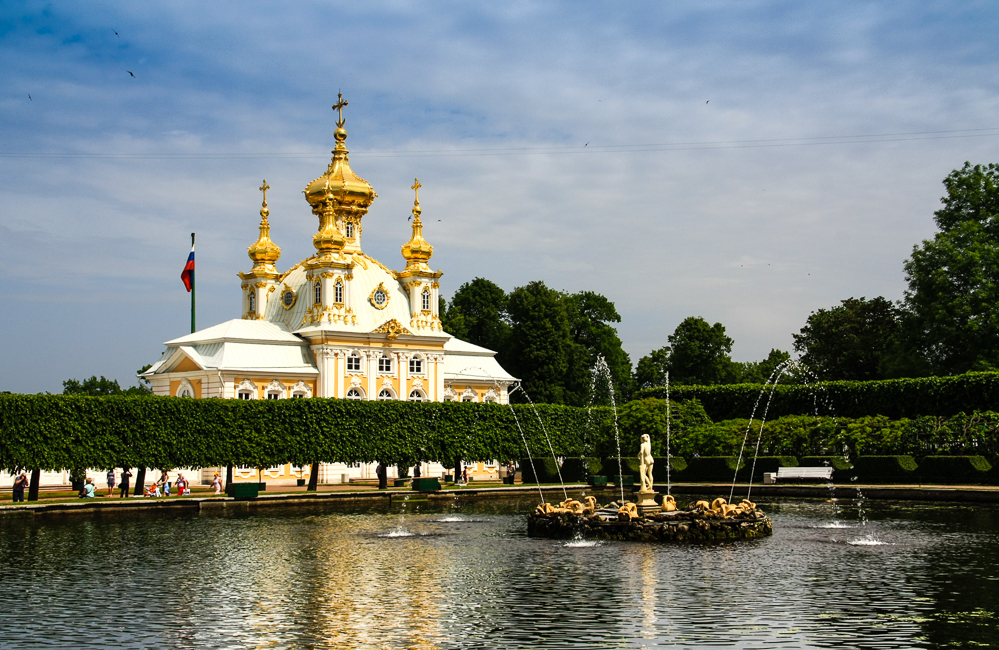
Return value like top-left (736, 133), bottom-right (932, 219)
top-left (164, 319), bottom-right (305, 346)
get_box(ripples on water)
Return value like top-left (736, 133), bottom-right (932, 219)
top-left (0, 496), bottom-right (997, 648)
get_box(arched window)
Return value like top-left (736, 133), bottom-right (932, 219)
top-left (292, 391), bottom-right (307, 399)
top-left (266, 391), bottom-right (281, 400)
top-left (462, 396), bottom-right (475, 402)
top-left (409, 355), bottom-right (423, 374)
top-left (334, 279), bottom-right (344, 304)
top-left (378, 389), bottom-right (394, 400)
top-left (378, 354), bottom-right (392, 373)
top-left (409, 389), bottom-right (424, 402)
top-left (346, 388), bottom-right (364, 400)
top-left (314, 280), bottom-right (322, 305)
top-left (346, 352), bottom-right (361, 372)
top-left (248, 291), bottom-right (256, 313)
top-left (422, 288), bottom-right (431, 311)
top-left (177, 387), bottom-right (193, 398)
top-left (238, 391), bottom-right (254, 400)
top-left (345, 222), bottom-right (354, 238)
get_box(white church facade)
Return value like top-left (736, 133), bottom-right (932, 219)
top-left (141, 99), bottom-right (517, 484)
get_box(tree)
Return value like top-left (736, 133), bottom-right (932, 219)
top-left (733, 349), bottom-right (796, 384)
top-left (63, 370), bottom-right (152, 396)
top-left (442, 278), bottom-right (510, 354)
top-left (666, 317), bottom-right (736, 385)
top-left (504, 281), bottom-right (572, 404)
top-left (562, 291), bottom-right (633, 405)
top-left (900, 162), bottom-right (999, 375)
top-left (792, 297), bottom-right (902, 380)
top-left (634, 347), bottom-right (670, 389)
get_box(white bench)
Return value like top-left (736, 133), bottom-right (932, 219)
top-left (775, 466), bottom-right (834, 482)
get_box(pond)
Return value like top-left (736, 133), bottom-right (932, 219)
top-left (0, 494), bottom-right (997, 648)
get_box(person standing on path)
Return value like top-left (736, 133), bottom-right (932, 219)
top-left (119, 468), bottom-right (132, 498)
top-left (11, 472), bottom-right (28, 503)
top-left (376, 462), bottom-right (387, 490)
top-left (212, 472), bottom-right (222, 495)
top-left (106, 468), bottom-right (116, 497)
top-left (157, 471), bottom-right (170, 497)
top-left (175, 472), bottom-right (188, 496)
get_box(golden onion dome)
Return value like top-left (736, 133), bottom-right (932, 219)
top-left (401, 178), bottom-right (434, 271)
top-left (303, 126), bottom-right (376, 210)
top-left (247, 180), bottom-right (281, 271)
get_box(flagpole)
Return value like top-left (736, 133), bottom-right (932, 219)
top-left (190, 232), bottom-right (196, 333)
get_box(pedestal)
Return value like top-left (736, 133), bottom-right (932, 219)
top-left (636, 489), bottom-right (659, 516)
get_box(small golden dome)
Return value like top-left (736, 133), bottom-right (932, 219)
top-left (248, 180), bottom-right (281, 271)
top-left (401, 178), bottom-right (434, 271)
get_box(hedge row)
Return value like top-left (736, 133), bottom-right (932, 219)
top-left (526, 454), bottom-right (997, 485)
top-left (0, 395), bottom-right (611, 472)
top-left (634, 372), bottom-right (999, 420)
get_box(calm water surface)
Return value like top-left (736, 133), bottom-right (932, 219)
top-left (0, 494), bottom-right (997, 649)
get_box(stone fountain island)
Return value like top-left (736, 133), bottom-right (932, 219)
top-left (527, 435), bottom-right (773, 543)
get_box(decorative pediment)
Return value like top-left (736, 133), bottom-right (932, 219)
top-left (237, 378), bottom-right (257, 392)
top-left (484, 387), bottom-right (499, 402)
top-left (382, 376), bottom-right (394, 388)
top-left (291, 380), bottom-right (312, 398)
top-left (349, 375), bottom-right (362, 388)
top-left (372, 318), bottom-right (412, 340)
top-left (412, 378), bottom-right (424, 390)
top-left (444, 385), bottom-right (457, 400)
top-left (461, 387), bottom-right (477, 401)
top-left (266, 379), bottom-right (287, 397)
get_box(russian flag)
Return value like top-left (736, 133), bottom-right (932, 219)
top-left (180, 241), bottom-right (195, 292)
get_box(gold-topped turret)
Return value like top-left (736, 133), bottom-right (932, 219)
top-left (246, 180), bottom-right (281, 274)
top-left (303, 93), bottom-right (375, 255)
top-left (400, 178), bottom-right (434, 271)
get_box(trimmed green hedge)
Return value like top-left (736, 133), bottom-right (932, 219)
top-left (560, 457), bottom-right (602, 482)
top-left (520, 457), bottom-right (562, 484)
top-left (683, 456), bottom-right (744, 483)
top-left (635, 372), bottom-right (999, 420)
top-left (739, 456), bottom-right (798, 483)
top-left (799, 456), bottom-right (853, 471)
top-left (852, 455), bottom-right (919, 483)
top-left (0, 394), bottom-right (609, 473)
top-left (916, 456), bottom-right (993, 485)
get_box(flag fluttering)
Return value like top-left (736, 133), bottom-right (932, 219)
top-left (181, 241), bottom-right (195, 292)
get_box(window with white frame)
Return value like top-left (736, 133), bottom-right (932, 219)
top-left (238, 391), bottom-right (254, 400)
top-left (347, 352), bottom-right (361, 372)
top-left (292, 392), bottom-right (307, 399)
top-left (345, 221), bottom-right (354, 238)
top-left (378, 354), bottom-right (392, 373)
top-left (409, 355), bottom-right (423, 374)
top-left (346, 388), bottom-right (363, 400)
top-left (462, 395), bottom-right (475, 402)
top-left (409, 389), bottom-right (424, 401)
top-left (314, 280), bottom-right (322, 305)
top-left (422, 288), bottom-right (431, 311)
top-left (378, 389), bottom-right (394, 400)
top-left (177, 386), bottom-right (193, 398)
top-left (248, 291), bottom-right (256, 313)
top-left (266, 391), bottom-right (281, 400)
top-left (334, 280), bottom-right (343, 304)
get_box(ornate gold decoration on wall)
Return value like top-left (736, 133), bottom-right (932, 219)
top-left (373, 319), bottom-right (412, 340)
top-left (320, 272), bottom-right (335, 279)
top-left (369, 282), bottom-right (390, 310)
top-left (280, 285), bottom-right (297, 310)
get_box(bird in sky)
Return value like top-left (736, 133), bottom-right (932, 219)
top-left (114, 30), bottom-right (119, 36)
top-left (706, 100), bottom-right (709, 104)
top-left (408, 215), bottom-right (412, 222)
top-left (28, 94), bottom-right (31, 100)
top-left (584, 142), bottom-right (589, 146)
top-left (127, 70), bottom-right (135, 77)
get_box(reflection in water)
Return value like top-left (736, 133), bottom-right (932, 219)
top-left (0, 496), bottom-right (998, 648)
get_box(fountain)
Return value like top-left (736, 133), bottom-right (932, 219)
top-left (528, 437), bottom-right (773, 543)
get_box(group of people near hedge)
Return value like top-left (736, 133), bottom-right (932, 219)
top-left (88, 469), bottom-right (192, 498)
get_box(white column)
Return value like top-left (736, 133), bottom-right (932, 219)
top-left (335, 351), bottom-right (344, 399)
top-left (399, 352), bottom-right (409, 400)
top-left (435, 354), bottom-right (445, 402)
top-left (427, 356), bottom-right (436, 401)
top-left (367, 350), bottom-right (378, 400)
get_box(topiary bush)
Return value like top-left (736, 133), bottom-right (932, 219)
top-left (560, 457), bottom-right (602, 482)
top-left (852, 455), bottom-right (919, 483)
top-left (652, 456), bottom-right (687, 482)
top-left (915, 455), bottom-right (992, 485)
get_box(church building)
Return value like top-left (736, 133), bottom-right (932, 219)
top-left (140, 98), bottom-right (516, 484)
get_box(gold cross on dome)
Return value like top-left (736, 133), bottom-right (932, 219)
top-left (332, 92), bottom-right (348, 127)
top-left (259, 180), bottom-right (270, 205)
top-left (411, 178), bottom-right (422, 203)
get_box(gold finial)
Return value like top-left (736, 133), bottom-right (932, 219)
top-left (402, 181), bottom-right (433, 270)
top-left (259, 179), bottom-right (270, 218)
top-left (333, 92), bottom-right (348, 128)
top-left (411, 178), bottom-right (422, 204)
top-left (247, 180), bottom-right (281, 271)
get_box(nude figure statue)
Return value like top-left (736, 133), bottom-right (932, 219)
top-left (639, 433), bottom-right (654, 492)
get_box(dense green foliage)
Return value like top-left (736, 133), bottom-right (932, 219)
top-left (63, 374), bottom-right (151, 396)
top-left (635, 372), bottom-right (999, 421)
top-left (665, 316), bottom-right (736, 385)
top-left (442, 279), bottom-right (632, 406)
top-left (900, 162), bottom-right (999, 375)
top-left (0, 394), bottom-right (608, 473)
top-left (793, 297), bottom-right (902, 380)
top-left (916, 455), bottom-right (992, 484)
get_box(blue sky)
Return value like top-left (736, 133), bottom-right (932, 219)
top-left (2, 1), bottom-right (998, 393)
